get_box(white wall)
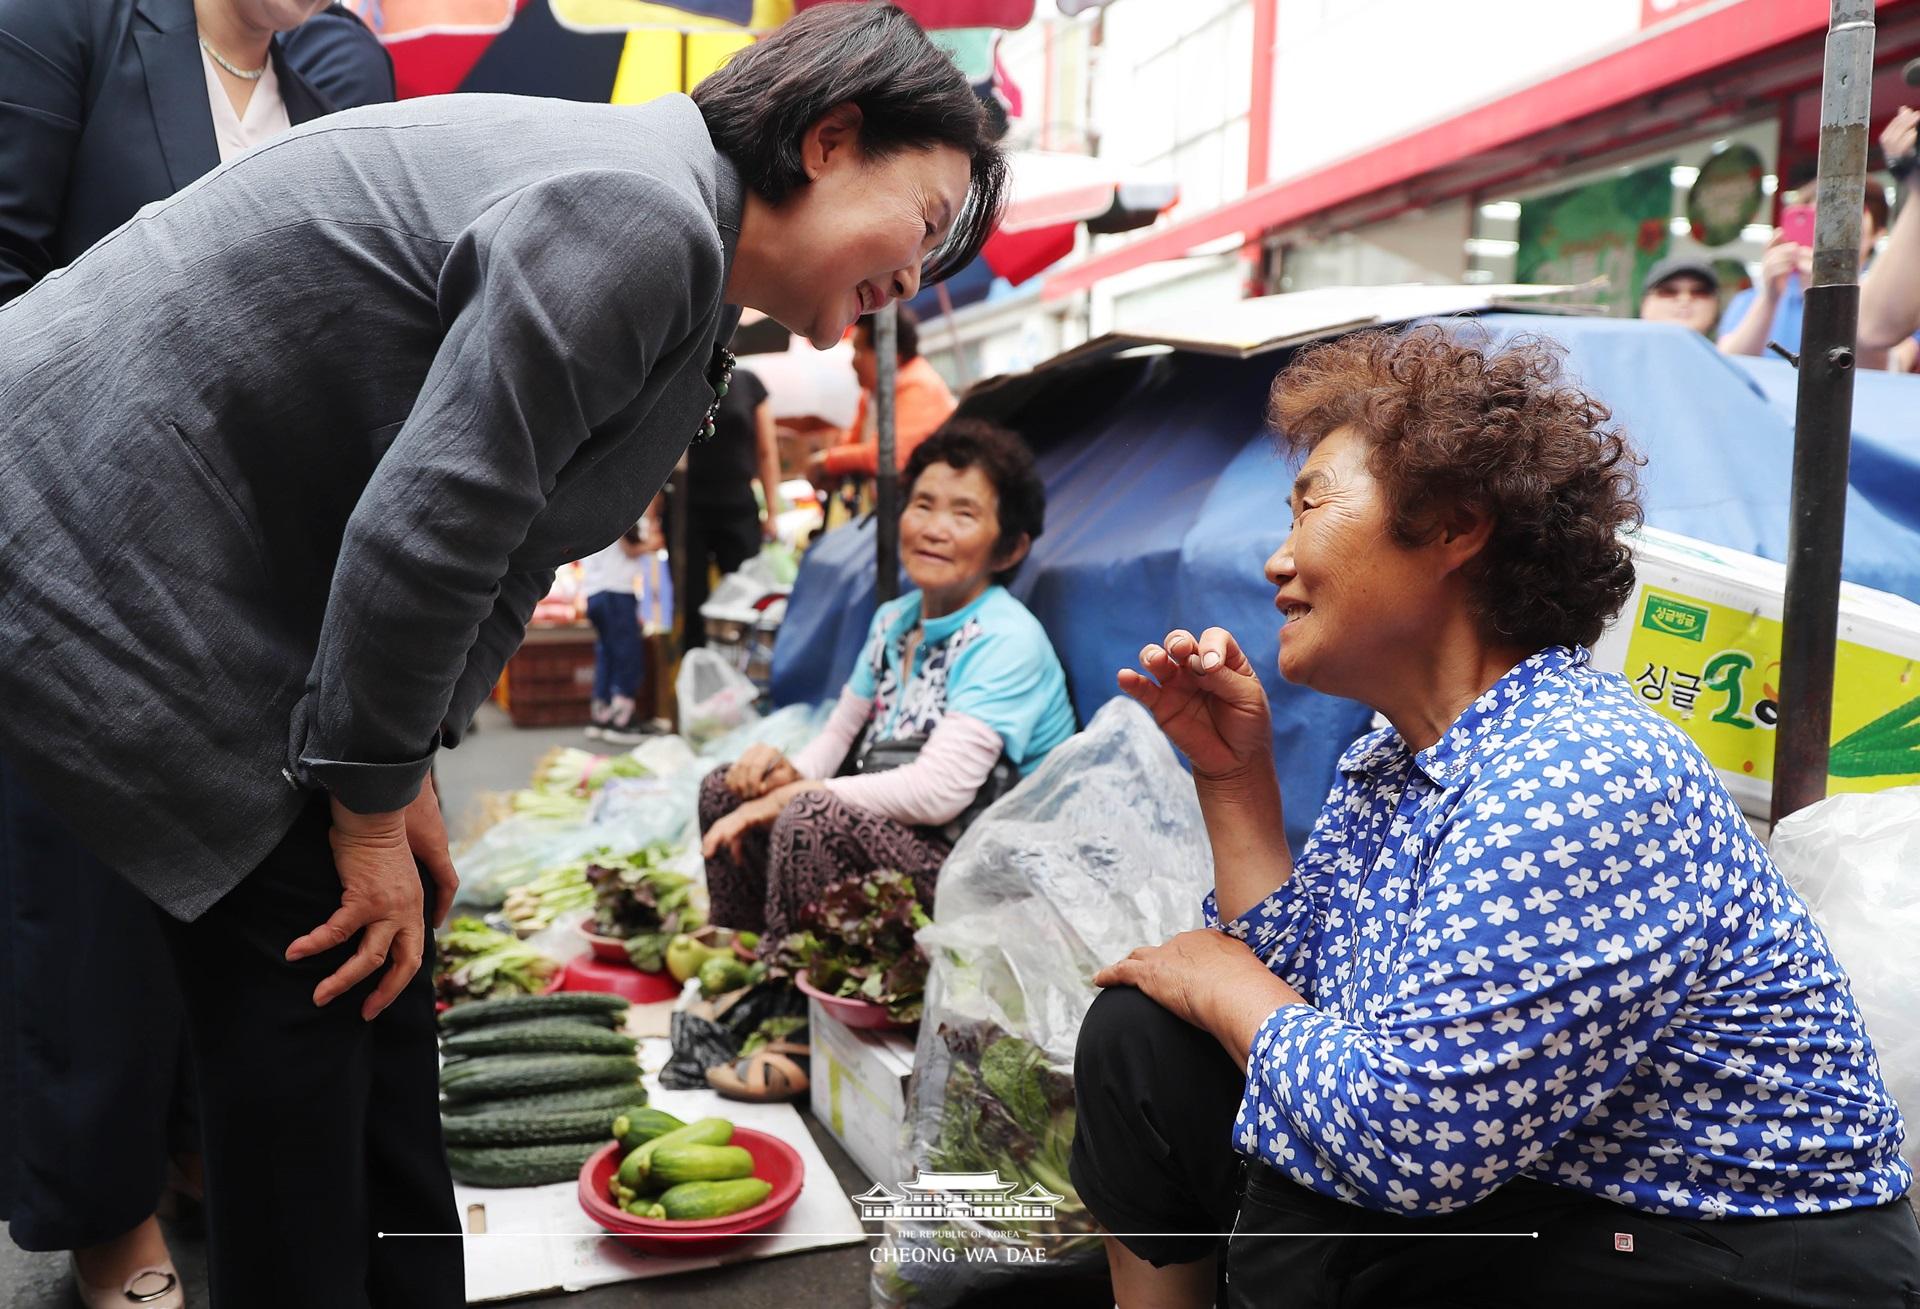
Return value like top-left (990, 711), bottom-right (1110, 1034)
top-left (1093, 0), bottom-right (1254, 219)
top-left (1266, 0), bottom-right (1653, 181)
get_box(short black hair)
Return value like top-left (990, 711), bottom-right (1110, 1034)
top-left (902, 419), bottom-right (1045, 585)
top-left (854, 305), bottom-right (920, 361)
top-left (693, 4), bottom-right (1007, 284)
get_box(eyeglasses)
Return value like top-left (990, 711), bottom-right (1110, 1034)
top-left (1647, 282), bottom-right (1717, 300)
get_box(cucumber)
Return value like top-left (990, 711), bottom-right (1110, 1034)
top-left (617, 1117), bottom-right (733, 1190)
top-left (441, 1082), bottom-right (646, 1117)
top-left (658, 1178), bottom-right (773, 1220)
top-left (446, 1140), bottom-right (599, 1188)
top-left (644, 1144), bottom-right (754, 1188)
top-left (438, 992), bottom-right (630, 1032)
top-left (625, 1199), bottom-right (668, 1219)
top-left (443, 1024), bottom-right (638, 1059)
top-left (612, 1108), bottom-right (686, 1152)
top-left (440, 1054), bottom-right (641, 1104)
top-left (440, 1104), bottom-right (646, 1148)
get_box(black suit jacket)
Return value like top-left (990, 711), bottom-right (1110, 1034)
top-left (0, 0), bottom-right (386, 303)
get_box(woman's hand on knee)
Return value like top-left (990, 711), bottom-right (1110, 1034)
top-left (726, 744), bottom-right (799, 799)
top-left (701, 780), bottom-right (827, 862)
top-left (1119, 627), bottom-right (1273, 783)
top-left (1094, 929), bottom-right (1283, 1036)
top-left (291, 800), bottom-right (430, 1021)
top-left (407, 773), bottom-right (459, 929)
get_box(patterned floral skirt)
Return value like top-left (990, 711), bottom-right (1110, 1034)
top-left (698, 768), bottom-right (951, 946)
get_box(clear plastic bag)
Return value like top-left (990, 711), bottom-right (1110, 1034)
top-left (676, 647), bottom-right (762, 748)
top-left (872, 698), bottom-right (1214, 1307)
top-left (1770, 785), bottom-right (1920, 1168)
top-left (696, 702), bottom-right (831, 763)
top-left (453, 813), bottom-right (622, 910)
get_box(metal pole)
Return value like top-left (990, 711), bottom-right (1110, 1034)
top-left (1772, 0), bottom-right (1875, 824)
top-left (874, 302), bottom-right (901, 603)
top-left (936, 282), bottom-right (972, 389)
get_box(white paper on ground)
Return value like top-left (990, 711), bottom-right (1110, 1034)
top-left (456, 1047), bottom-right (867, 1302)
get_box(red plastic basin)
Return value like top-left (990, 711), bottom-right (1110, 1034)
top-left (559, 956), bottom-right (680, 1004)
top-left (794, 972), bottom-right (911, 1031)
top-left (579, 924), bottom-right (639, 964)
top-left (577, 1129), bottom-right (804, 1255)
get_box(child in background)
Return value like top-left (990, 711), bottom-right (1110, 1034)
top-left (582, 511), bottom-right (659, 744)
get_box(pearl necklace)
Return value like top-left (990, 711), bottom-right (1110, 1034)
top-left (199, 36), bottom-right (266, 81)
top-left (693, 345), bottom-right (736, 444)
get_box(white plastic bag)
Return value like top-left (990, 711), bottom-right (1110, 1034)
top-left (872, 698), bottom-right (1214, 1307)
top-left (1770, 785), bottom-right (1920, 1167)
top-left (676, 647), bottom-right (762, 748)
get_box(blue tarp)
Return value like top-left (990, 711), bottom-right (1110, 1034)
top-left (771, 313), bottom-right (1920, 848)
top-left (1731, 353), bottom-right (1920, 539)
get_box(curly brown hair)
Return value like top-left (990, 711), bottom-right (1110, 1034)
top-left (1267, 327), bottom-right (1644, 651)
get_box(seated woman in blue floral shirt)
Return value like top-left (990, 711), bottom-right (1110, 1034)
top-left (1072, 328), bottom-right (1919, 1308)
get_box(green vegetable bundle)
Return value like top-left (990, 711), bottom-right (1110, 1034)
top-left (775, 870), bottom-right (929, 1023)
top-left (500, 861), bottom-right (595, 934)
top-left (434, 917), bottom-right (561, 1006)
top-left (506, 747), bottom-right (654, 821)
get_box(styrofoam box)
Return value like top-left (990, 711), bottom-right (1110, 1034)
top-left (1590, 526), bottom-right (1920, 819)
top-left (808, 998), bottom-right (916, 1189)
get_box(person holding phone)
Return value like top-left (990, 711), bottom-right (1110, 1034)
top-left (1862, 106), bottom-right (1920, 362)
top-left (1718, 179), bottom-right (1886, 357)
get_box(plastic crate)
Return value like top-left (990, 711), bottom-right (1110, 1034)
top-left (496, 625), bottom-right (596, 727)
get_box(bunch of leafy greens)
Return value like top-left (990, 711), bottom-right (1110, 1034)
top-left (775, 870), bottom-right (930, 1023)
top-left (929, 1021), bottom-right (1091, 1235)
top-left (585, 846), bottom-right (704, 972)
top-left (509, 747), bottom-right (652, 820)
top-left (434, 916), bottom-right (560, 1006)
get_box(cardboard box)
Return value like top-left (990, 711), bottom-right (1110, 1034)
top-left (1590, 527), bottom-right (1920, 818)
top-left (809, 998), bottom-right (916, 1189)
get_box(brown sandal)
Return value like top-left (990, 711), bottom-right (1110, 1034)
top-left (706, 1041), bottom-right (811, 1102)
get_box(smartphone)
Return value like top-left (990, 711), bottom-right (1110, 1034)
top-left (1778, 203), bottom-right (1817, 248)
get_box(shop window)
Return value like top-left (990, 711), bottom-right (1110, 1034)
top-left (1468, 119), bottom-right (1779, 320)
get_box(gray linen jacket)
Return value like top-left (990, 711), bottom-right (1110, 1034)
top-left (0, 92), bottom-right (744, 919)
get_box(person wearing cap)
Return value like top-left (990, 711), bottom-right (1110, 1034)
top-left (1637, 255), bottom-right (1720, 336)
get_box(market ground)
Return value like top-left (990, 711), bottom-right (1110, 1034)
top-left (1, 704), bottom-right (1112, 1308)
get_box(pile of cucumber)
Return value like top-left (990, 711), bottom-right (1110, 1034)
top-left (604, 1112), bottom-right (775, 1221)
top-left (437, 991), bottom-right (645, 1187)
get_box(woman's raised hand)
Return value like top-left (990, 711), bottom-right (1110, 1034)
top-left (726, 743), bottom-right (799, 799)
top-left (1119, 628), bottom-right (1272, 781)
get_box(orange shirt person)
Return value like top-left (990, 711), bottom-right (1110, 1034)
top-left (811, 306), bottom-right (957, 483)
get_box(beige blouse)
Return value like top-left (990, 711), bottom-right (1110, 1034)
top-left (199, 44), bottom-right (292, 163)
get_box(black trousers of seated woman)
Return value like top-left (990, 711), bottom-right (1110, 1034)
top-left (1070, 986), bottom-right (1920, 1309)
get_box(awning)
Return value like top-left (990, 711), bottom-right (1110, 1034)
top-left (922, 152), bottom-right (1178, 309)
top-left (1041, 0), bottom-right (1920, 300)
top-left (1033, 282), bottom-right (1592, 369)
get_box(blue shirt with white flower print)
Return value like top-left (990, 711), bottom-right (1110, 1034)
top-left (1211, 645), bottom-right (1910, 1219)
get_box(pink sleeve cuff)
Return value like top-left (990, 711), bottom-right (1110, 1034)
top-left (824, 712), bottom-right (1004, 828)
top-left (791, 687), bottom-right (871, 781)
